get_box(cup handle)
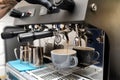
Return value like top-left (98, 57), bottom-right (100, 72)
top-left (14, 48), bottom-right (19, 59)
top-left (69, 56), bottom-right (78, 68)
top-left (94, 51), bottom-right (100, 61)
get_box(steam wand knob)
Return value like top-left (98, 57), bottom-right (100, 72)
top-left (25, 0), bottom-right (59, 13)
top-left (10, 9), bottom-right (31, 18)
top-left (54, 0), bottom-right (75, 12)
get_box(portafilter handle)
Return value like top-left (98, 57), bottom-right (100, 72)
top-left (1, 31), bottom-right (26, 39)
top-left (18, 31), bottom-right (54, 43)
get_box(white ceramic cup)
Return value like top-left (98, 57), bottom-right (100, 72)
top-left (51, 49), bottom-right (78, 69)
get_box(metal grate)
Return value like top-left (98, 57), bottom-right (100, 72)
top-left (27, 64), bottom-right (103, 80)
top-left (41, 71), bottom-right (63, 80)
top-left (32, 68), bottom-right (54, 76)
top-left (58, 74), bottom-right (80, 80)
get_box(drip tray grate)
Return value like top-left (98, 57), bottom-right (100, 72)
top-left (41, 71), bottom-right (63, 80)
top-left (27, 64), bottom-right (102, 80)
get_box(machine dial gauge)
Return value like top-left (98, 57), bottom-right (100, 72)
top-left (54, 34), bottom-right (61, 44)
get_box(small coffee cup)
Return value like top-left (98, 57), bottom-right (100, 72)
top-left (73, 47), bottom-right (100, 66)
top-left (51, 49), bottom-right (78, 69)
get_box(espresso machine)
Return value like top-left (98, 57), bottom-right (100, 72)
top-left (1, 0), bottom-right (120, 80)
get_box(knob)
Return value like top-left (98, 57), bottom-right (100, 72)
top-left (90, 3), bottom-right (97, 12)
top-left (10, 9), bottom-right (31, 18)
top-left (54, 0), bottom-right (75, 12)
top-left (25, 0), bottom-right (59, 13)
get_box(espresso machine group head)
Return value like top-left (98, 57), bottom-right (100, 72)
top-left (0, 25), bottom-right (53, 42)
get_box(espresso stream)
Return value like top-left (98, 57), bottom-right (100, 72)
top-left (66, 40), bottom-right (69, 54)
top-left (53, 40), bottom-right (70, 55)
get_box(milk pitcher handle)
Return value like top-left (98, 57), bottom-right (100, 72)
top-left (14, 48), bottom-right (19, 59)
top-left (69, 56), bottom-right (78, 68)
top-left (14, 48), bottom-right (23, 61)
top-left (94, 51), bottom-right (100, 61)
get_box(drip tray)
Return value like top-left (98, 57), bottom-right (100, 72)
top-left (41, 71), bottom-right (63, 80)
top-left (58, 74), bottom-right (90, 80)
top-left (27, 63), bottom-right (103, 80)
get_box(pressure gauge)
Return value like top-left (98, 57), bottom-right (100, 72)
top-left (54, 34), bottom-right (62, 44)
